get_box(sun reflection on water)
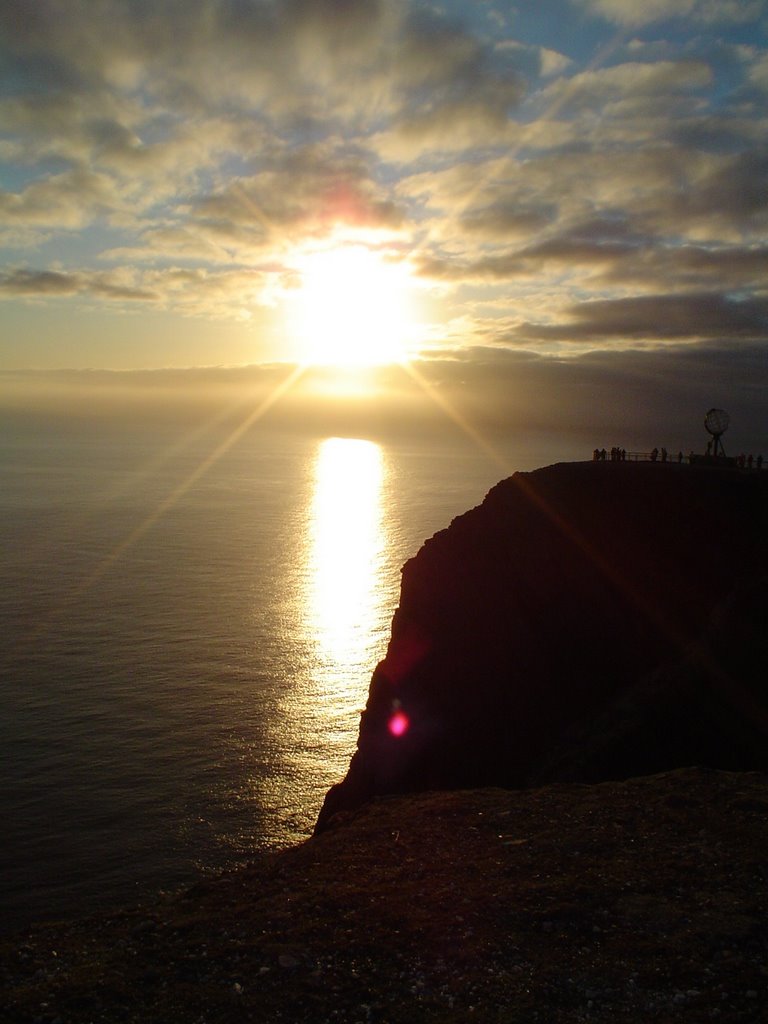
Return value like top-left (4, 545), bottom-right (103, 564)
top-left (245, 436), bottom-right (393, 843)
top-left (307, 437), bottom-right (388, 684)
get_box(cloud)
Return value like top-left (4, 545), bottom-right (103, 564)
top-left (747, 52), bottom-right (768, 92)
top-left (0, 0), bottom-right (767, 376)
top-left (576, 0), bottom-right (697, 26)
top-left (405, 129), bottom-right (767, 266)
top-left (515, 293), bottom-right (768, 344)
top-left (0, 269), bottom-right (83, 296)
top-left (0, 169), bottom-right (122, 229)
top-left (575, 0), bottom-right (766, 28)
top-left (2, 341), bottom-right (766, 456)
top-left (535, 60), bottom-right (713, 118)
top-left (0, 0), bottom-right (524, 254)
top-left (187, 147), bottom-right (406, 249)
top-left (0, 265), bottom-right (281, 317)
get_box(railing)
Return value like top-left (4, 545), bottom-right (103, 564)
top-left (592, 449), bottom-right (686, 463)
top-left (592, 449), bottom-right (763, 469)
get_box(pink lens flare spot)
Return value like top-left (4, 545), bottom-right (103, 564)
top-left (388, 710), bottom-right (410, 737)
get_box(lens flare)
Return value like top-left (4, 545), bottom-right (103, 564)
top-left (388, 709), bottom-right (410, 737)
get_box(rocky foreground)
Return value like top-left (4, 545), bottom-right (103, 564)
top-left (2, 767), bottom-right (767, 1023)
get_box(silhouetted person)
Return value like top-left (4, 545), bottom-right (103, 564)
top-left (651, 447), bottom-right (658, 462)
top-left (747, 454), bottom-right (754, 469)
top-left (758, 454), bottom-right (764, 470)
top-left (661, 447), bottom-right (667, 463)
top-left (677, 451), bottom-right (683, 463)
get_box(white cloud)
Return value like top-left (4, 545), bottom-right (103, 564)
top-left (536, 60), bottom-right (713, 116)
top-left (747, 52), bottom-right (768, 91)
top-left (577, 0), bottom-right (697, 26)
top-left (576, 0), bottom-right (766, 27)
top-left (0, 169), bottom-right (123, 228)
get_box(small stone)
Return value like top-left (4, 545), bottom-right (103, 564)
top-left (279, 954), bottom-right (299, 969)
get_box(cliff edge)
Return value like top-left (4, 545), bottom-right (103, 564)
top-left (318, 460), bottom-right (768, 829)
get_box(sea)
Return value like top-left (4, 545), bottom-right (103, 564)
top-left (0, 411), bottom-right (581, 931)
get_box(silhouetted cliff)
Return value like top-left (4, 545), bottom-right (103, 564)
top-left (318, 461), bottom-right (768, 828)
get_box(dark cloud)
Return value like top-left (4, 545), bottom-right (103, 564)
top-left (0, 266), bottom-right (268, 313)
top-left (600, 243), bottom-right (768, 290)
top-left (459, 202), bottom-right (555, 238)
top-left (662, 149), bottom-right (768, 228)
top-left (0, 269), bottom-right (82, 295)
top-left (516, 293), bottom-right (768, 343)
top-left (2, 343), bottom-right (765, 454)
top-left (405, 341), bottom-right (768, 450)
top-left (0, 267), bottom-right (157, 302)
top-left (389, 5), bottom-right (524, 138)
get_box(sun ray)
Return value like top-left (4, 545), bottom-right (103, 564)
top-left (400, 359), bottom-right (515, 478)
top-left (7, 364), bottom-right (308, 658)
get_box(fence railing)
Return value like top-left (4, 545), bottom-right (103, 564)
top-left (592, 449), bottom-right (686, 463)
top-left (592, 449), bottom-right (763, 468)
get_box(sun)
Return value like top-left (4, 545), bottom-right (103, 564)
top-left (288, 244), bottom-right (418, 367)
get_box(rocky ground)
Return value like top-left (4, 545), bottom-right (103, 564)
top-left (2, 767), bottom-right (767, 1024)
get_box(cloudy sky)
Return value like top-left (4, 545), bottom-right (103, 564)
top-left (1, 0), bottom-right (767, 442)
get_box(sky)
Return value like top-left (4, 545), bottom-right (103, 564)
top-left (1, 0), bottom-right (767, 447)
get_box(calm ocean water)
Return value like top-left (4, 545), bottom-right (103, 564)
top-left (0, 414), bottom-right (579, 930)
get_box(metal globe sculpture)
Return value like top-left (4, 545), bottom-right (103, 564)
top-left (704, 407), bottom-right (730, 457)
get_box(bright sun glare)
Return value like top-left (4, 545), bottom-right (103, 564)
top-left (290, 244), bottom-right (418, 367)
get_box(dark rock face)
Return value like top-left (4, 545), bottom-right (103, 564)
top-left (317, 461), bottom-right (768, 830)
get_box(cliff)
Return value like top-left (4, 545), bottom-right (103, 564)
top-left (318, 460), bottom-right (768, 828)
